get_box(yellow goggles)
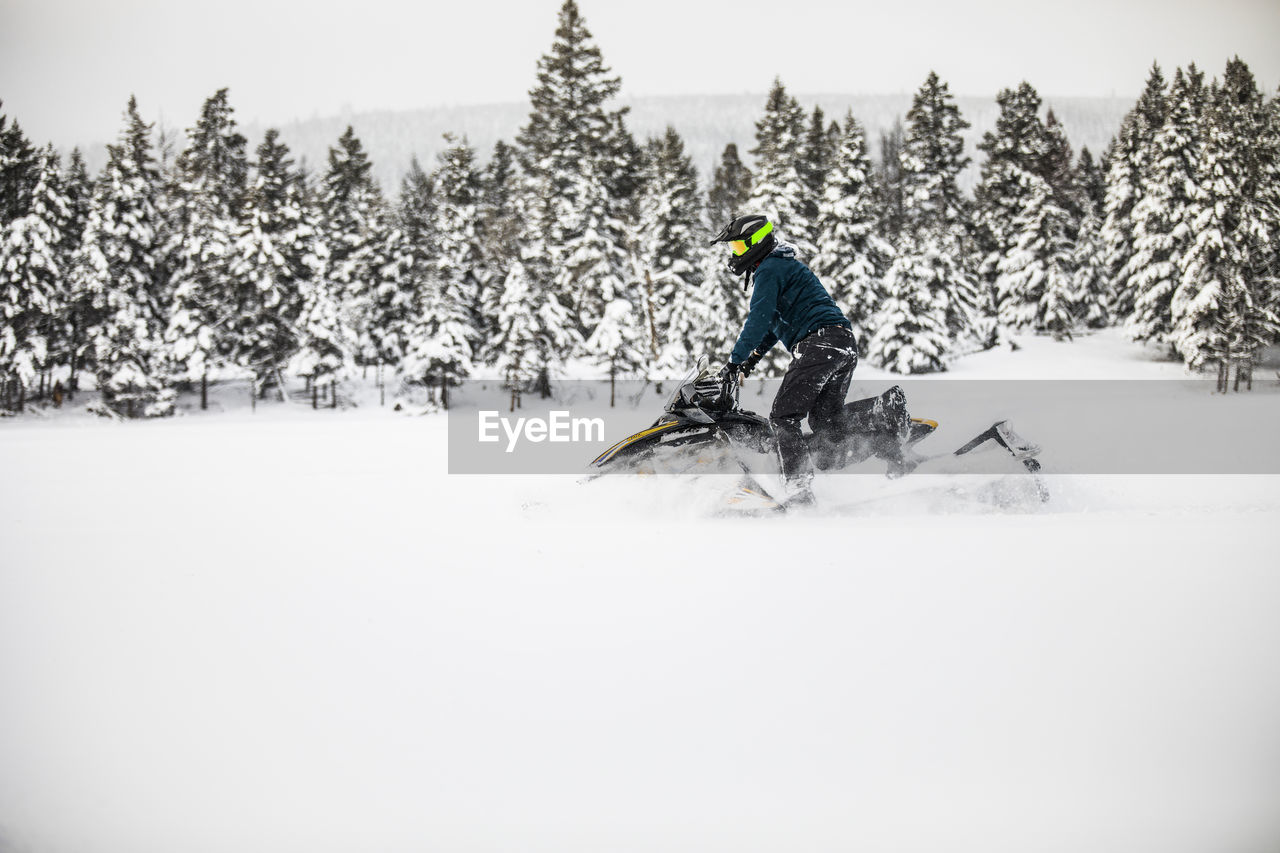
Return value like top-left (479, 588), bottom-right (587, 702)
top-left (726, 221), bottom-right (773, 257)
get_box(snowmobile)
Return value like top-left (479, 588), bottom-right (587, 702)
top-left (589, 359), bottom-right (1047, 512)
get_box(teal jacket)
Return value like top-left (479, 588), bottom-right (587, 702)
top-left (730, 245), bottom-right (851, 363)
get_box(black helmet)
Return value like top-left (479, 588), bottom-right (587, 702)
top-left (710, 214), bottom-right (777, 277)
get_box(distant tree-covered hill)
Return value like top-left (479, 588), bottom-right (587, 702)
top-left (82, 93), bottom-right (1130, 196)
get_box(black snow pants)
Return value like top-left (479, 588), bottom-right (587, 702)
top-left (770, 325), bottom-right (859, 487)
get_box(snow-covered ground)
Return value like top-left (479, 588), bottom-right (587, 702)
top-left (2, 329), bottom-right (1280, 853)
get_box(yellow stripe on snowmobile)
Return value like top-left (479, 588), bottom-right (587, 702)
top-left (592, 421), bottom-right (680, 466)
top-left (911, 418), bottom-right (938, 429)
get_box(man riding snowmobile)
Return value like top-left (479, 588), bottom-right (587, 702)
top-left (709, 214), bottom-right (859, 506)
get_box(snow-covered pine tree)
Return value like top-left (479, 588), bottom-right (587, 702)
top-left (227, 129), bottom-right (318, 391)
top-left (318, 125), bottom-right (388, 372)
top-left (867, 232), bottom-right (953, 374)
top-left (1169, 79), bottom-right (1279, 380)
top-left (1126, 66), bottom-right (1205, 346)
top-left (1072, 210), bottom-right (1109, 329)
top-left (798, 106), bottom-right (835, 228)
top-left (1042, 110), bottom-right (1083, 229)
top-left (516, 0), bottom-right (631, 340)
top-left (389, 157), bottom-right (437, 378)
top-left (50, 148), bottom-right (93, 394)
top-left (873, 118), bottom-right (907, 243)
top-left (974, 82), bottom-right (1048, 300)
top-left (811, 111), bottom-right (894, 341)
top-left (0, 102), bottom-right (38, 224)
top-left (477, 140), bottom-right (520, 315)
top-left (747, 78), bottom-right (813, 254)
top-left (166, 89), bottom-right (249, 404)
top-left (995, 173), bottom-right (1078, 335)
top-left (707, 142), bottom-right (752, 230)
top-left (289, 258), bottom-right (354, 401)
top-left (631, 126), bottom-right (704, 373)
top-left (585, 296), bottom-right (646, 403)
top-left (490, 260), bottom-right (539, 404)
top-left (1102, 64), bottom-right (1167, 322)
top-left (1075, 146), bottom-right (1106, 219)
top-left (901, 72), bottom-right (972, 235)
top-left (0, 147), bottom-right (69, 409)
top-left (705, 142), bottom-right (753, 336)
top-left (1222, 58), bottom-right (1280, 380)
top-left (427, 135), bottom-right (484, 379)
top-left (84, 96), bottom-right (173, 417)
top-left (900, 73), bottom-right (982, 342)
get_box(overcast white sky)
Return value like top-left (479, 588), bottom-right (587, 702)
top-left (2, 0), bottom-right (1278, 149)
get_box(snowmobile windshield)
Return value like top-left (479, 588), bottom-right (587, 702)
top-left (664, 358), bottom-right (709, 413)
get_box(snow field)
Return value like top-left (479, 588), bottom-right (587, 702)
top-left (2, 330), bottom-right (1280, 853)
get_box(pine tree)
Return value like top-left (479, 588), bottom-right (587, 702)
top-left (585, 296), bottom-right (646, 400)
top-left (318, 125), bottom-right (390, 372)
top-left (227, 130), bottom-right (317, 389)
top-left (55, 148), bottom-right (93, 392)
top-left (0, 148), bottom-right (68, 408)
top-left (632, 126), bottom-right (704, 372)
top-left (1222, 58), bottom-right (1280, 379)
top-left (1042, 110), bottom-right (1082, 227)
top-left (705, 142), bottom-right (753, 337)
top-left (798, 106), bottom-right (835, 227)
top-left (1170, 90), bottom-right (1265, 376)
top-left (707, 142), bottom-right (752, 230)
top-left (974, 81), bottom-right (1048, 301)
top-left (390, 157), bottom-right (438, 378)
top-left (873, 118), bottom-right (907, 242)
top-left (166, 89), bottom-right (249, 399)
top-left (1102, 64), bottom-right (1167, 322)
top-left (901, 72), bottom-right (972, 234)
top-left (516, 0), bottom-right (630, 339)
top-left (1076, 146), bottom-right (1106, 218)
top-left (900, 73), bottom-right (982, 341)
top-left (0, 102), bottom-right (38, 224)
top-left (995, 173), bottom-right (1077, 334)
top-left (84, 96), bottom-right (172, 417)
top-left (811, 111), bottom-right (894, 340)
top-left (747, 78), bottom-right (813, 253)
top-left (867, 233), bottom-right (953, 374)
top-left (290, 260), bottom-right (354, 395)
top-left (491, 260), bottom-right (540, 398)
top-left (432, 135), bottom-right (484, 364)
top-left (1126, 67), bottom-right (1204, 345)
top-left (1072, 210), bottom-right (1109, 328)
top-left (478, 140), bottom-right (520, 291)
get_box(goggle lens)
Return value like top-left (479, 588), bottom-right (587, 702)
top-left (729, 239), bottom-right (749, 256)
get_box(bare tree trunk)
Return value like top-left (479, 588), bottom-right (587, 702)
top-left (441, 370), bottom-right (449, 410)
top-left (1217, 360), bottom-right (1228, 393)
top-left (201, 373), bottom-right (208, 410)
top-left (330, 380), bottom-right (337, 409)
top-left (312, 382), bottom-right (318, 410)
top-left (643, 269), bottom-right (660, 363)
top-left (378, 362), bottom-right (385, 407)
top-left (609, 362), bottom-right (616, 408)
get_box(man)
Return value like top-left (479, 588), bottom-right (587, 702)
top-left (710, 214), bottom-right (858, 506)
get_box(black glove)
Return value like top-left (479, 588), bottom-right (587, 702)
top-left (741, 349), bottom-right (765, 377)
top-left (719, 362), bottom-right (746, 385)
